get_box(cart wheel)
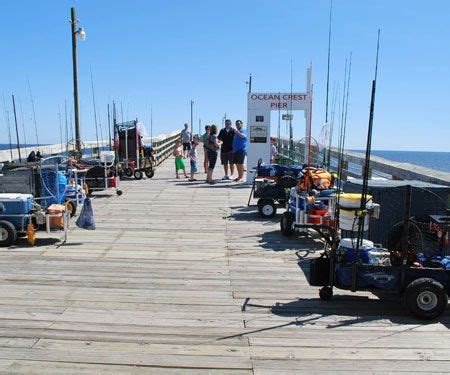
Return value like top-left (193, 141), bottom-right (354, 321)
top-left (257, 199), bottom-right (276, 218)
top-left (66, 201), bottom-right (77, 218)
top-left (145, 168), bottom-right (155, 179)
top-left (0, 221), bottom-right (17, 247)
top-left (116, 190), bottom-right (123, 196)
top-left (124, 167), bottom-right (133, 177)
top-left (133, 170), bottom-right (143, 180)
top-left (280, 211), bottom-right (295, 236)
top-left (405, 278), bottom-right (448, 319)
top-left (319, 286), bottom-right (333, 301)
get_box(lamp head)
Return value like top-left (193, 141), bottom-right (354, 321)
top-left (76, 27), bottom-right (86, 41)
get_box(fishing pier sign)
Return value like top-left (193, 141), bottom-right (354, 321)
top-left (248, 93), bottom-right (309, 111)
top-left (246, 67), bottom-right (312, 182)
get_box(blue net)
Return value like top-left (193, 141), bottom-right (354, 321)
top-left (40, 166), bottom-right (68, 207)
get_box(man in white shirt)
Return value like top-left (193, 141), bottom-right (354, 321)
top-left (180, 123), bottom-right (192, 158)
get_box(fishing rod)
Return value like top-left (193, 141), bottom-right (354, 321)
top-left (342, 53), bottom-right (353, 151)
top-left (11, 95), bottom-right (22, 162)
top-left (69, 108), bottom-right (74, 143)
top-left (277, 92), bottom-right (281, 155)
top-left (26, 78), bottom-right (40, 150)
top-left (18, 97), bottom-right (27, 146)
top-left (334, 58), bottom-right (349, 226)
top-left (113, 101), bottom-right (118, 159)
top-left (64, 100), bottom-right (69, 154)
top-left (289, 58), bottom-right (294, 160)
top-left (324, 0), bottom-right (333, 167)
top-left (327, 82), bottom-right (338, 167)
top-left (98, 110), bottom-right (105, 148)
top-left (336, 58), bottom-right (348, 185)
top-left (2, 94), bottom-right (13, 161)
top-left (337, 53), bottom-right (353, 183)
top-left (58, 106), bottom-right (64, 152)
top-left (307, 83), bottom-right (314, 169)
top-left (356, 29), bottom-right (381, 249)
top-left (89, 66), bottom-right (100, 155)
top-left (107, 103), bottom-right (112, 150)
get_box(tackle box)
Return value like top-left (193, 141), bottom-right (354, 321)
top-left (0, 193), bottom-right (34, 214)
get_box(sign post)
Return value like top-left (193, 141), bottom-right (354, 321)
top-left (246, 68), bottom-right (312, 182)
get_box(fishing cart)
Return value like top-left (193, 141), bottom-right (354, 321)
top-left (39, 156), bottom-right (86, 217)
top-left (0, 193), bottom-right (70, 247)
top-left (309, 185), bottom-right (450, 319)
top-left (115, 120), bottom-right (155, 180)
top-left (280, 167), bottom-right (338, 243)
top-left (80, 151), bottom-right (123, 196)
top-left (248, 159), bottom-right (302, 218)
top-left (0, 157), bottom-right (85, 218)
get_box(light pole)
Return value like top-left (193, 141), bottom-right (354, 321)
top-left (246, 74), bottom-right (252, 93)
top-left (70, 7), bottom-right (86, 155)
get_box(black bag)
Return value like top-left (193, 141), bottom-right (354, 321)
top-left (309, 255), bottom-right (330, 286)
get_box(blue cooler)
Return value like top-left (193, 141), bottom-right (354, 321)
top-left (0, 193), bottom-right (34, 214)
top-left (338, 238), bottom-right (375, 263)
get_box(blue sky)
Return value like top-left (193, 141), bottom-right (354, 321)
top-left (1, 0), bottom-right (449, 151)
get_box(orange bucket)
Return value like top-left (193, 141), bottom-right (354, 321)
top-left (48, 204), bottom-right (65, 229)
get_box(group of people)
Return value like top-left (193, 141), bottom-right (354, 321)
top-left (173, 120), bottom-right (247, 184)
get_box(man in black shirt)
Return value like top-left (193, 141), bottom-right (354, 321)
top-left (218, 119), bottom-right (235, 180)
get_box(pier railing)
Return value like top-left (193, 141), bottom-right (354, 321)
top-left (143, 131), bottom-right (180, 166)
top-left (277, 138), bottom-right (450, 186)
top-left (0, 130), bottom-right (180, 166)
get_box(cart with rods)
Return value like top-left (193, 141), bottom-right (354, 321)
top-left (115, 120), bottom-right (155, 180)
top-left (310, 185), bottom-right (450, 319)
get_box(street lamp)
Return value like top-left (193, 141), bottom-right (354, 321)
top-left (70, 7), bottom-right (86, 155)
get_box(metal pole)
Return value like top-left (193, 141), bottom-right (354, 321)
top-left (248, 74), bottom-right (252, 93)
top-left (190, 100), bottom-right (194, 140)
top-left (198, 118), bottom-right (201, 138)
top-left (71, 7), bottom-right (81, 154)
top-left (11, 95), bottom-right (22, 162)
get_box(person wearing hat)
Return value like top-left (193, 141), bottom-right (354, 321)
top-left (188, 140), bottom-right (199, 181)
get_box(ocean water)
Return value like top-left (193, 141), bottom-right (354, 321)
top-left (0, 144), bottom-right (42, 151)
top-left (352, 150), bottom-right (450, 173)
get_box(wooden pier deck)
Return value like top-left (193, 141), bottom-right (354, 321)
top-left (1, 153), bottom-right (450, 374)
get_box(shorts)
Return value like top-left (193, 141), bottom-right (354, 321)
top-left (175, 157), bottom-right (186, 171)
top-left (220, 151), bottom-right (234, 165)
top-left (207, 150), bottom-right (218, 171)
top-left (183, 142), bottom-right (191, 151)
top-left (190, 160), bottom-right (197, 173)
top-left (233, 149), bottom-right (246, 164)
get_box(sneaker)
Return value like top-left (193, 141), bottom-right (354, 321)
top-left (222, 175), bottom-right (230, 180)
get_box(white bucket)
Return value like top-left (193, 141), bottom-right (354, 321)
top-left (339, 209), bottom-right (369, 231)
top-left (338, 193), bottom-right (372, 209)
